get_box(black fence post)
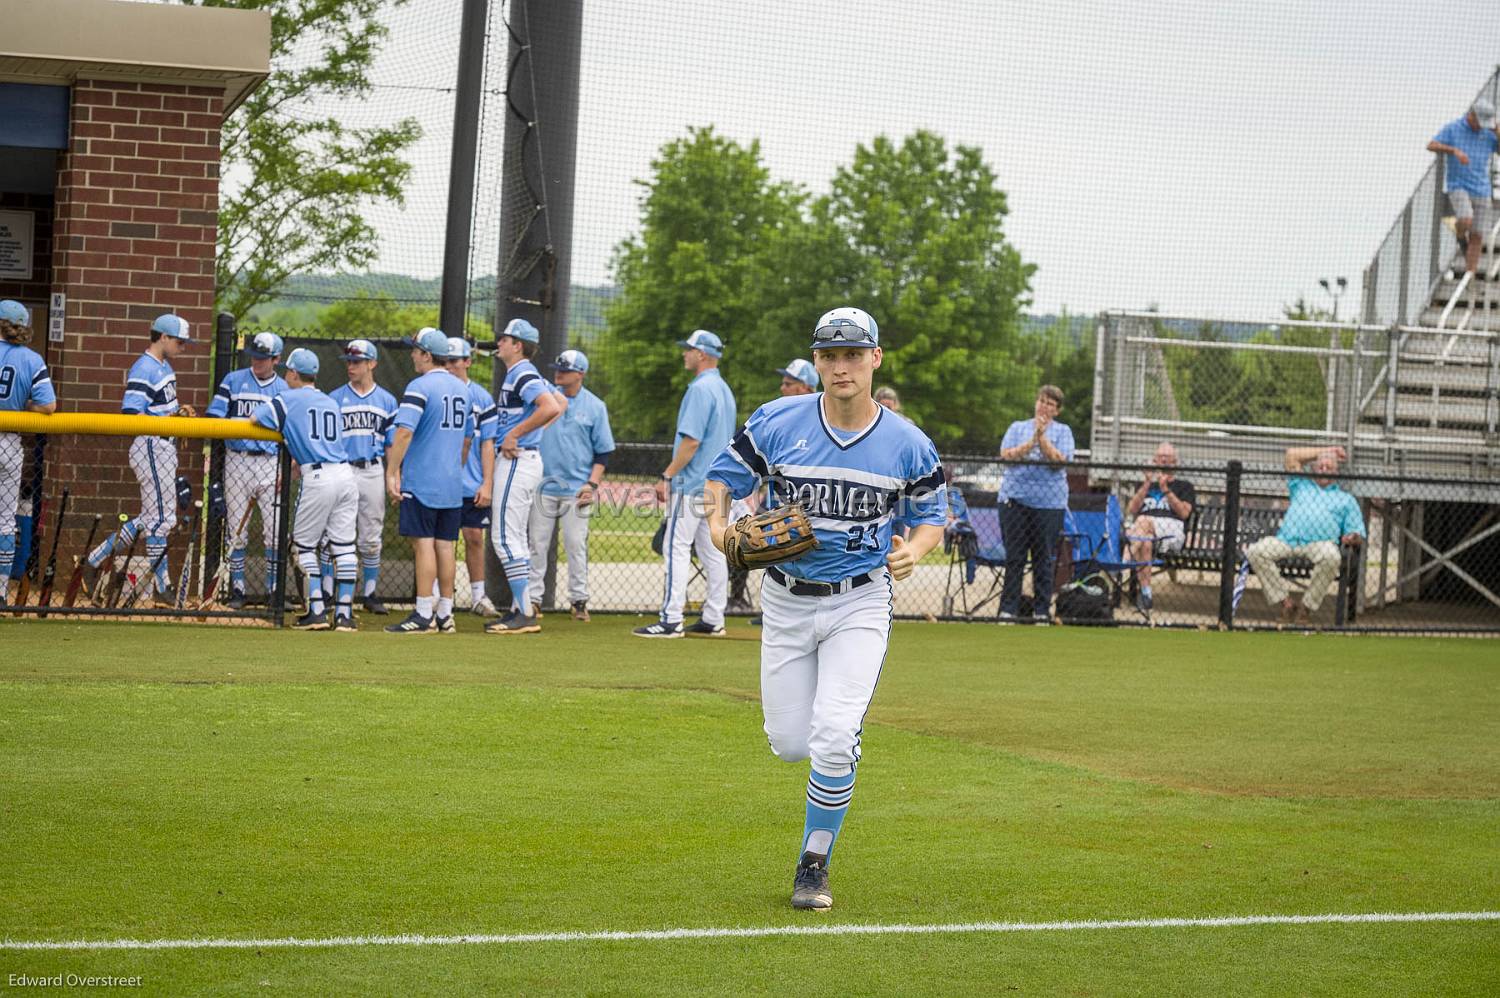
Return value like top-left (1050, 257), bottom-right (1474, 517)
top-left (204, 312), bottom-right (236, 590)
top-left (1217, 460), bottom-right (1243, 630)
top-left (271, 443), bottom-right (293, 628)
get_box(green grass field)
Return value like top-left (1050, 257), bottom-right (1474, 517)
top-left (1, 618), bottom-right (1496, 995)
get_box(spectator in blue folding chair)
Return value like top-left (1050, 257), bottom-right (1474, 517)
top-left (1124, 441), bottom-right (1195, 618)
top-left (996, 384), bottom-right (1074, 624)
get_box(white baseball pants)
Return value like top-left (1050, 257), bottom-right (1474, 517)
top-left (527, 491), bottom-right (593, 605)
top-left (660, 487), bottom-right (728, 626)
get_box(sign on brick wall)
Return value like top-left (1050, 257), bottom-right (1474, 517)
top-left (0, 209), bottom-right (34, 280)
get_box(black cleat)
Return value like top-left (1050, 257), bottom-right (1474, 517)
top-left (485, 611), bottom-right (540, 635)
top-left (632, 620), bottom-right (682, 639)
top-left (294, 609), bottom-right (330, 631)
top-left (226, 590), bottom-right (247, 611)
top-left (334, 614), bottom-right (357, 632)
top-left (684, 619), bottom-right (726, 636)
top-left (385, 610), bottom-right (434, 634)
top-left (435, 614), bottom-right (457, 634)
top-left (791, 852), bottom-right (833, 911)
top-left (362, 595), bottom-right (389, 615)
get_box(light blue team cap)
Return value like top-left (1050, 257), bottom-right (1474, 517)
top-left (245, 331), bottom-right (283, 358)
top-left (678, 329), bottom-right (723, 358)
top-left (551, 349), bottom-right (589, 373)
top-left (0, 299), bottom-right (29, 325)
top-left (776, 358), bottom-right (819, 389)
top-left (447, 336), bottom-right (473, 359)
top-left (284, 348), bottom-right (319, 377)
top-left (500, 318), bottom-right (540, 344)
top-left (151, 314), bottom-right (191, 340)
top-left (342, 339), bottom-right (378, 362)
top-left (810, 306), bottom-right (878, 351)
top-left (405, 327), bottom-right (451, 357)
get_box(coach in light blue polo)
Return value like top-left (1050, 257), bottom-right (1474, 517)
top-left (635, 328), bottom-right (737, 638)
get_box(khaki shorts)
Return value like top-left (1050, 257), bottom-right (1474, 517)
top-left (1448, 190), bottom-right (1493, 240)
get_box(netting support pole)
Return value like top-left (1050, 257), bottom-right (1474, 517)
top-left (204, 313), bottom-right (236, 591)
top-left (439, 0), bottom-right (490, 340)
top-left (1217, 460), bottom-right (1243, 630)
top-left (271, 444), bottom-right (293, 628)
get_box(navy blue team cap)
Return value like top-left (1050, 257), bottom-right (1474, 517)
top-left (404, 327), bottom-right (451, 357)
top-left (500, 318), bottom-right (540, 344)
top-left (283, 348), bottom-right (319, 377)
top-left (811, 307), bottom-right (878, 351)
top-left (678, 329), bottom-right (723, 358)
top-left (245, 331), bottom-right (283, 358)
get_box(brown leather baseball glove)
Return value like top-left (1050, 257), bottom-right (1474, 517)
top-left (723, 502), bottom-right (820, 571)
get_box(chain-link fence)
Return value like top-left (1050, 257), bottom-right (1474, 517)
top-left (1, 422), bottom-right (292, 625)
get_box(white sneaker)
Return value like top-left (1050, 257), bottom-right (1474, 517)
top-left (471, 596), bottom-right (500, 617)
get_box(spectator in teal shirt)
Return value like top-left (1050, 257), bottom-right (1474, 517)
top-left (1246, 446), bottom-right (1366, 625)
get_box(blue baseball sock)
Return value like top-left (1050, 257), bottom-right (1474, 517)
top-left (503, 558), bottom-right (530, 613)
top-left (361, 560), bottom-right (380, 597)
top-left (89, 521), bottom-right (137, 568)
top-left (264, 547), bottom-right (277, 596)
top-left (802, 766), bottom-right (856, 862)
top-left (146, 536), bottom-right (170, 594)
top-left (320, 559), bottom-right (335, 600)
top-left (229, 546), bottom-right (247, 593)
top-left (0, 534), bottom-right (15, 585)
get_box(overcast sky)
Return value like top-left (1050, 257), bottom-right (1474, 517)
top-left (250, 0), bottom-right (1500, 320)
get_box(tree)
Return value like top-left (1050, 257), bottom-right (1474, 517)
top-left (602, 127), bottom-right (803, 439)
top-left (191, 0), bottom-right (422, 319)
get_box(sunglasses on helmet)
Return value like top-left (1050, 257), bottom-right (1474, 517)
top-left (812, 320), bottom-right (876, 344)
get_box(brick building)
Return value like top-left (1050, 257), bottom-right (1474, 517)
top-left (0, 0), bottom-right (268, 529)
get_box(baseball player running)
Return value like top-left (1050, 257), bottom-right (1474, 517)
top-left (205, 331), bottom-right (287, 608)
top-left (484, 318), bottom-right (565, 636)
top-left (86, 313), bottom-right (196, 603)
top-left (251, 349), bottom-right (359, 630)
top-left (0, 301), bottom-right (57, 606)
top-left (446, 337), bottom-right (500, 617)
top-left (328, 339), bottom-right (398, 614)
top-left (385, 328), bottom-right (471, 634)
top-left (705, 307), bottom-right (947, 911)
top-left (527, 349), bottom-right (614, 621)
top-left (634, 329), bottom-right (737, 638)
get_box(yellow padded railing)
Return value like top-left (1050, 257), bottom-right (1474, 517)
top-left (0, 411), bottom-right (282, 442)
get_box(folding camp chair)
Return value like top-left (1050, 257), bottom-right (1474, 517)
top-left (943, 486), bottom-right (1006, 618)
top-left (1062, 493), bottom-right (1159, 619)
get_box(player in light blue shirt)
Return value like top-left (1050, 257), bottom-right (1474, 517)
top-left (529, 349), bottom-right (614, 620)
top-left (384, 328), bottom-right (471, 634)
top-left (1429, 99), bottom-right (1500, 277)
top-left (253, 348), bottom-right (360, 630)
top-left (206, 331), bottom-right (287, 606)
top-left (704, 306), bottom-right (947, 912)
top-left (328, 339), bottom-right (398, 612)
top-left (0, 300), bottom-right (57, 604)
top-left (634, 329), bottom-right (738, 637)
top-left (447, 336), bottom-right (500, 616)
top-left (89, 313), bottom-right (194, 600)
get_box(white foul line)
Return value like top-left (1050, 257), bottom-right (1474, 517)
top-left (3, 911), bottom-right (1497, 953)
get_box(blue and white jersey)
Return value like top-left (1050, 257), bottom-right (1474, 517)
top-left (392, 368), bottom-right (471, 509)
top-left (674, 368), bottom-right (736, 493)
top-left (122, 352), bottom-right (179, 417)
top-left (462, 380), bottom-right (498, 497)
top-left (495, 359), bottom-right (548, 449)
top-left (708, 394), bottom-right (946, 582)
top-left (328, 382), bottom-right (398, 464)
top-left (0, 341), bottom-right (55, 413)
top-left (206, 367), bottom-right (287, 454)
top-left (252, 387), bottom-right (347, 467)
top-left (539, 386), bottom-right (614, 497)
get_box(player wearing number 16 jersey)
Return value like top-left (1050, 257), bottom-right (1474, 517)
top-left (252, 348), bottom-right (358, 631)
top-left (705, 307), bottom-right (947, 911)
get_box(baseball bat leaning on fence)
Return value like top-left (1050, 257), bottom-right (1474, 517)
top-left (103, 520), bottom-right (143, 609)
top-left (126, 502), bottom-right (200, 611)
top-left (197, 497), bottom-right (255, 615)
top-left (34, 488), bottom-right (71, 616)
top-left (175, 519), bottom-right (198, 610)
top-left (62, 514), bottom-right (104, 609)
top-left (89, 513), bottom-right (130, 605)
